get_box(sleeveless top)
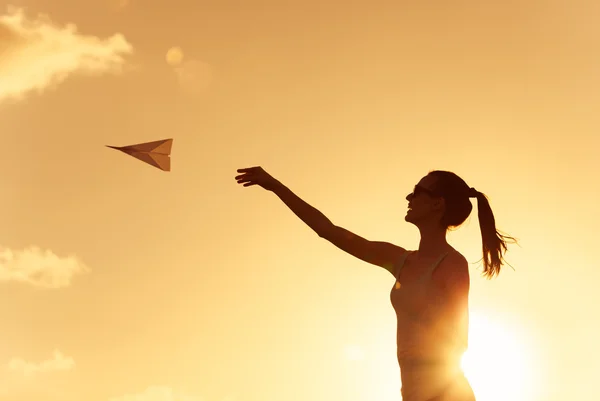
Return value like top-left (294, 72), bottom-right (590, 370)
top-left (390, 250), bottom-right (469, 401)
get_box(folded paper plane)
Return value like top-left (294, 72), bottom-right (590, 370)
top-left (106, 139), bottom-right (172, 171)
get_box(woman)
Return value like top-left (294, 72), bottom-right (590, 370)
top-left (235, 166), bottom-right (515, 401)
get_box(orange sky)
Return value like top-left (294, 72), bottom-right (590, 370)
top-left (1, 1), bottom-right (599, 400)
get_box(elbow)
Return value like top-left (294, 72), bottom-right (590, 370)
top-left (317, 223), bottom-right (337, 240)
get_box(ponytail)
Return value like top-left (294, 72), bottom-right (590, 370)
top-left (471, 189), bottom-right (517, 278)
top-left (427, 171), bottom-right (517, 277)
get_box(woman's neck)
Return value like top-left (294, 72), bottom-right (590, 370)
top-left (417, 224), bottom-right (451, 258)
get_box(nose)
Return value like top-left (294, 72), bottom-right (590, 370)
top-left (406, 193), bottom-right (412, 201)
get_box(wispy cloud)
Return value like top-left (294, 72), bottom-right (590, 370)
top-left (0, 6), bottom-right (133, 103)
top-left (107, 386), bottom-right (203, 401)
top-left (0, 245), bottom-right (90, 288)
top-left (173, 60), bottom-right (214, 95)
top-left (7, 350), bottom-right (75, 376)
top-left (164, 47), bottom-right (213, 94)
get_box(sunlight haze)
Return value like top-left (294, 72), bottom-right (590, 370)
top-left (1, 1), bottom-right (598, 400)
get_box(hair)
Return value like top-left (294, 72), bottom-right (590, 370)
top-left (428, 170), bottom-right (517, 279)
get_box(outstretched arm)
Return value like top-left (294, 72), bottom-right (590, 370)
top-left (236, 167), bottom-right (406, 276)
top-left (319, 225), bottom-right (407, 276)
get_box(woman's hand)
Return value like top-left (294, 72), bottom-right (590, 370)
top-left (235, 166), bottom-right (281, 192)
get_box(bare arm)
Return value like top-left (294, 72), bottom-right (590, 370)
top-left (273, 183), bottom-right (405, 275)
top-left (235, 166), bottom-right (406, 276)
top-left (270, 182), bottom-right (332, 236)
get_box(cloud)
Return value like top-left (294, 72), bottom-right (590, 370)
top-left (165, 46), bottom-right (184, 67)
top-left (7, 350), bottom-right (75, 376)
top-left (0, 245), bottom-right (90, 288)
top-left (107, 386), bottom-right (203, 401)
top-left (163, 47), bottom-right (213, 94)
top-left (173, 60), bottom-right (214, 94)
top-left (0, 6), bottom-right (133, 103)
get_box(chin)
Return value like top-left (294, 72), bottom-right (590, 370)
top-left (405, 212), bottom-right (422, 227)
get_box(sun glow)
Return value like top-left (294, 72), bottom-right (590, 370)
top-left (461, 312), bottom-right (537, 401)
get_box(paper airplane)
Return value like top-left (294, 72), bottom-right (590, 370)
top-left (106, 139), bottom-right (172, 171)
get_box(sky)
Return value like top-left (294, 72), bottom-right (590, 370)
top-left (1, 1), bottom-right (599, 400)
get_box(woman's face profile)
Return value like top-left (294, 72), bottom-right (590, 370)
top-left (405, 175), bottom-right (443, 224)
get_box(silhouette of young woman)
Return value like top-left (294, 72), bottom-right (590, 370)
top-left (235, 166), bottom-right (516, 401)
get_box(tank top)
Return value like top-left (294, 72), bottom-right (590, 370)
top-left (390, 250), bottom-right (468, 401)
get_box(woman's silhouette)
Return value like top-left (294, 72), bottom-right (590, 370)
top-left (235, 167), bottom-right (516, 401)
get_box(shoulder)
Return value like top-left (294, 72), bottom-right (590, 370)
top-left (390, 249), bottom-right (415, 277)
top-left (432, 250), bottom-right (470, 291)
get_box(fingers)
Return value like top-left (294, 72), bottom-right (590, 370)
top-left (235, 167), bottom-right (263, 188)
top-left (236, 166), bottom-right (259, 179)
top-left (236, 166), bottom-right (261, 173)
top-left (235, 176), bottom-right (252, 184)
top-left (235, 171), bottom-right (253, 180)
top-left (236, 177), bottom-right (257, 187)
top-left (235, 171), bottom-right (255, 186)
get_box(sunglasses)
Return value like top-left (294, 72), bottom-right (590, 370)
top-left (411, 185), bottom-right (439, 198)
